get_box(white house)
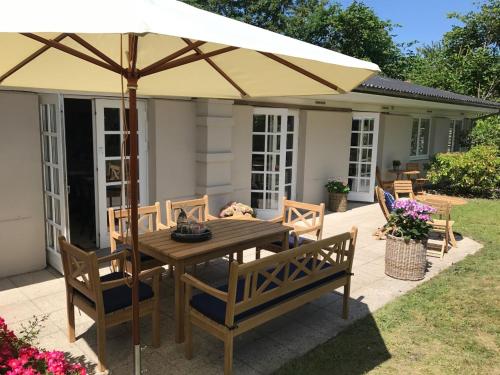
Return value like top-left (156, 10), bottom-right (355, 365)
top-left (0, 76), bottom-right (498, 277)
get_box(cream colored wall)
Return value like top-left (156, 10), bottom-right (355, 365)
top-left (231, 105), bottom-right (253, 205)
top-left (378, 114), bottom-right (413, 179)
top-left (0, 92), bottom-right (46, 277)
top-left (150, 99), bottom-right (198, 204)
top-left (301, 110), bottom-right (351, 204)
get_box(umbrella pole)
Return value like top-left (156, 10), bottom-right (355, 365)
top-left (127, 74), bottom-right (141, 375)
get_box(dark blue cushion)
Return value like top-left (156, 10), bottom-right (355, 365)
top-left (190, 260), bottom-right (346, 325)
top-left (116, 244), bottom-right (155, 262)
top-left (271, 236), bottom-right (307, 249)
top-left (384, 191), bottom-right (396, 212)
top-left (75, 272), bottom-right (154, 314)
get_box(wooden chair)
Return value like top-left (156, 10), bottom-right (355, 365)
top-left (376, 166), bottom-right (394, 193)
top-left (374, 186), bottom-right (392, 239)
top-left (393, 180), bottom-right (415, 200)
top-left (255, 198), bottom-right (325, 260)
top-left (165, 194), bottom-right (217, 226)
top-left (108, 202), bottom-right (168, 272)
top-left (425, 200), bottom-right (453, 258)
top-left (58, 237), bottom-right (161, 372)
top-left (405, 162), bottom-right (429, 192)
top-left (182, 228), bottom-right (357, 375)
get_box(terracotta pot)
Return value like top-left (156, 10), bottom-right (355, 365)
top-left (385, 235), bottom-right (427, 281)
top-left (328, 192), bottom-right (348, 212)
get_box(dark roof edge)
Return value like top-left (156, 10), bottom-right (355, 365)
top-left (354, 86), bottom-right (500, 110)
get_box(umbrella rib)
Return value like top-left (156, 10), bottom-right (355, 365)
top-left (182, 38), bottom-right (248, 97)
top-left (140, 40), bottom-right (207, 76)
top-left (140, 46), bottom-right (238, 77)
top-left (259, 52), bottom-right (345, 94)
top-left (68, 34), bottom-right (123, 72)
top-left (21, 33), bottom-right (123, 74)
top-left (0, 33), bottom-right (69, 84)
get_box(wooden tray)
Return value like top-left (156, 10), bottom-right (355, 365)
top-left (171, 229), bottom-right (212, 243)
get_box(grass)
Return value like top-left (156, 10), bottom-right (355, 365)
top-left (275, 199), bottom-right (500, 375)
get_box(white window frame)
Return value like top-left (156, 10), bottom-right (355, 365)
top-left (410, 117), bottom-right (432, 160)
top-left (251, 107), bottom-right (299, 219)
top-left (447, 118), bottom-right (464, 152)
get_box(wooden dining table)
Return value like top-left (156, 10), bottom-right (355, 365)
top-left (416, 194), bottom-right (468, 206)
top-left (133, 218), bottom-right (290, 343)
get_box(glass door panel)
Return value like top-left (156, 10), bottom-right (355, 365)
top-left (348, 113), bottom-right (379, 202)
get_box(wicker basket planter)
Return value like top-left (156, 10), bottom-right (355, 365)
top-left (385, 235), bottom-right (427, 281)
top-left (328, 192), bottom-right (348, 212)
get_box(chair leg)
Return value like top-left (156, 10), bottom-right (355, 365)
top-left (184, 313), bottom-right (193, 360)
top-left (96, 319), bottom-right (106, 373)
top-left (342, 282), bottom-right (350, 319)
top-left (152, 307), bottom-right (160, 348)
top-left (66, 292), bottom-right (75, 343)
top-left (255, 248), bottom-right (261, 260)
top-left (224, 333), bottom-right (234, 375)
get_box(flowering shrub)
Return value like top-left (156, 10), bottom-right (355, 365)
top-left (325, 179), bottom-right (350, 193)
top-left (219, 202), bottom-right (255, 218)
top-left (385, 199), bottom-right (435, 242)
top-left (0, 316), bottom-right (85, 375)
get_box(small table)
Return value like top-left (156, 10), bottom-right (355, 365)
top-left (135, 218), bottom-right (290, 343)
top-left (402, 170), bottom-right (420, 179)
top-left (416, 194), bottom-right (468, 206)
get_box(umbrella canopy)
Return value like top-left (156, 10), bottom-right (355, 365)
top-left (1, 1), bottom-right (379, 372)
top-left (0, 0), bottom-right (379, 97)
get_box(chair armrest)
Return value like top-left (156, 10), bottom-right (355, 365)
top-left (138, 266), bottom-right (163, 282)
top-left (291, 224), bottom-right (321, 237)
top-left (101, 276), bottom-right (129, 291)
top-left (157, 223), bottom-right (170, 230)
top-left (181, 274), bottom-right (228, 302)
top-left (207, 214), bottom-right (218, 221)
top-left (97, 250), bottom-right (128, 264)
top-left (268, 215), bottom-right (283, 224)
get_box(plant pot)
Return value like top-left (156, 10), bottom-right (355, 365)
top-left (328, 192), bottom-right (348, 212)
top-left (385, 235), bottom-right (426, 281)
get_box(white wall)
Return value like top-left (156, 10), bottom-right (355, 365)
top-left (301, 110), bottom-right (351, 204)
top-left (378, 114), bottom-right (413, 179)
top-left (0, 92), bottom-right (46, 277)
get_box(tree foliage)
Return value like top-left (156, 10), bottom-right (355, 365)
top-left (469, 115), bottom-right (500, 148)
top-left (183, 0), bottom-right (407, 78)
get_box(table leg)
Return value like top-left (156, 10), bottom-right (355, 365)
top-left (174, 261), bottom-right (186, 343)
top-left (282, 231), bottom-right (289, 251)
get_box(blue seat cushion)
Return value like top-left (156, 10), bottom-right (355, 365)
top-left (190, 260), bottom-right (346, 326)
top-left (271, 236), bottom-right (307, 249)
top-left (384, 191), bottom-right (396, 212)
top-left (75, 272), bottom-right (154, 314)
top-left (116, 244), bottom-right (155, 262)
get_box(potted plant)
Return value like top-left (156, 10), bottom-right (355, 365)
top-left (384, 199), bottom-right (435, 280)
top-left (325, 179), bottom-right (350, 212)
top-left (392, 159), bottom-right (401, 171)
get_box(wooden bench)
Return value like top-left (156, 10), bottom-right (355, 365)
top-left (181, 227), bottom-right (358, 375)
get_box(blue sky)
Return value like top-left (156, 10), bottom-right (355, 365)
top-left (338, 0), bottom-right (478, 49)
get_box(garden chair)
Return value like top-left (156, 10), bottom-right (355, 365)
top-left (374, 186), bottom-right (394, 239)
top-left (165, 194), bottom-right (218, 226)
top-left (108, 202), bottom-right (168, 273)
top-left (425, 199), bottom-right (453, 258)
top-left (255, 197), bottom-right (325, 260)
top-left (58, 237), bottom-right (161, 372)
top-left (393, 180), bottom-right (415, 200)
top-left (405, 162), bottom-right (429, 192)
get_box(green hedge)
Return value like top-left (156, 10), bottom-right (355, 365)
top-left (427, 146), bottom-right (500, 198)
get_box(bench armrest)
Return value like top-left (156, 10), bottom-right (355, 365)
top-left (181, 274), bottom-right (228, 302)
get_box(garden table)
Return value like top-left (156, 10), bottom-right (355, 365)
top-left (132, 218), bottom-right (290, 343)
top-left (416, 194), bottom-right (468, 206)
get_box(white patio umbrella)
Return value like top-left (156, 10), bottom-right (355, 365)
top-left (1, 0), bottom-right (379, 372)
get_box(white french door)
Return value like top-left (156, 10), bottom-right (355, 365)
top-left (39, 94), bottom-right (68, 273)
top-left (95, 99), bottom-right (148, 248)
top-left (251, 108), bottom-right (298, 219)
top-left (347, 113), bottom-right (379, 202)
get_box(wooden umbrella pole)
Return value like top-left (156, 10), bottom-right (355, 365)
top-left (127, 34), bottom-right (141, 375)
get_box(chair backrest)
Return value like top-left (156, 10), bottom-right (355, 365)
top-left (280, 198), bottom-right (325, 240)
top-left (375, 166), bottom-right (383, 187)
top-left (58, 236), bottom-right (101, 306)
top-left (375, 186), bottom-right (391, 221)
top-left (166, 195), bottom-right (210, 226)
top-left (393, 180), bottom-right (415, 199)
top-left (423, 198), bottom-right (451, 222)
top-left (108, 202), bottom-right (162, 239)
top-left (405, 162), bottom-right (420, 172)
top-left (224, 228), bottom-right (358, 327)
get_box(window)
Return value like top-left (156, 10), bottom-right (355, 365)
top-left (251, 109), bottom-right (298, 214)
top-left (447, 119), bottom-right (463, 152)
top-left (410, 118), bottom-right (431, 159)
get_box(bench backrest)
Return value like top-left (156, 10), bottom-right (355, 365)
top-left (225, 227), bottom-right (357, 326)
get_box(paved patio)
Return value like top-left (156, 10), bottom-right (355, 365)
top-left (0, 203), bottom-right (482, 374)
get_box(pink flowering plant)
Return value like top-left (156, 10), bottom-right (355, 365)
top-left (385, 199), bottom-right (436, 242)
top-left (0, 316), bottom-right (86, 375)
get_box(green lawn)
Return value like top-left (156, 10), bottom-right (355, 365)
top-left (275, 199), bottom-right (500, 375)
